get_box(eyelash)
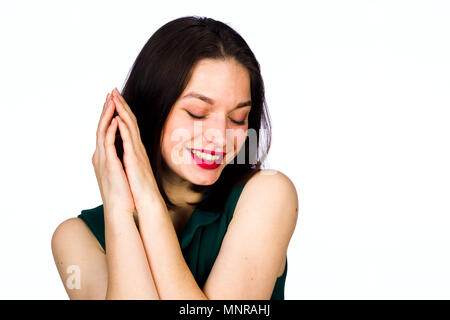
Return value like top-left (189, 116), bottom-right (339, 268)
top-left (187, 111), bottom-right (246, 125)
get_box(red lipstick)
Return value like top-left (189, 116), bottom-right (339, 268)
top-left (189, 148), bottom-right (225, 170)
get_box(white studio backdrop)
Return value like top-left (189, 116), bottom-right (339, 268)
top-left (0, 0), bottom-right (449, 299)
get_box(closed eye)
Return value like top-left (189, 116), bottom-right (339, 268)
top-left (186, 111), bottom-right (246, 125)
top-left (187, 111), bottom-right (204, 120)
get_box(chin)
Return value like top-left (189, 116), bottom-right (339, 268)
top-left (186, 165), bottom-right (223, 186)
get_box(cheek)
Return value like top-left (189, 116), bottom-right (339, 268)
top-left (226, 127), bottom-right (248, 154)
top-left (161, 123), bottom-right (195, 164)
top-left (234, 125), bottom-right (248, 143)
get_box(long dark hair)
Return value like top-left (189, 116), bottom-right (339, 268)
top-left (118, 16), bottom-right (272, 213)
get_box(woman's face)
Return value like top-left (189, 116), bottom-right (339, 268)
top-left (160, 58), bottom-right (252, 186)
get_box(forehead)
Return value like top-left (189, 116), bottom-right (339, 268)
top-left (180, 58), bottom-right (251, 105)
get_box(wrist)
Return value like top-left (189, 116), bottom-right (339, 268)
top-left (135, 192), bottom-right (167, 217)
top-left (104, 207), bottom-right (136, 224)
top-left (104, 210), bottom-right (138, 239)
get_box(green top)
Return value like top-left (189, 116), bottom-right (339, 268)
top-left (77, 183), bottom-right (288, 300)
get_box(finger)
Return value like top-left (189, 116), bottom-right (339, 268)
top-left (116, 116), bottom-right (136, 158)
top-left (96, 94), bottom-right (116, 148)
top-left (112, 95), bottom-right (138, 137)
top-left (100, 93), bottom-right (110, 117)
top-left (113, 88), bottom-right (137, 121)
top-left (104, 116), bottom-right (119, 162)
top-left (95, 95), bottom-right (109, 157)
top-left (112, 90), bottom-right (139, 135)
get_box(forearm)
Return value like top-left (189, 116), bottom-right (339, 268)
top-left (104, 209), bottom-right (160, 299)
top-left (136, 198), bottom-right (208, 300)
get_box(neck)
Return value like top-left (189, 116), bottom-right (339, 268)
top-left (160, 168), bottom-right (204, 215)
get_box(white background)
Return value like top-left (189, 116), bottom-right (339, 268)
top-left (0, 0), bottom-right (449, 299)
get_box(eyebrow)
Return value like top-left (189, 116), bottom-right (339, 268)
top-left (181, 91), bottom-right (252, 109)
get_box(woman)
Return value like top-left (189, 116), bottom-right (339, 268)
top-left (51, 16), bottom-right (298, 300)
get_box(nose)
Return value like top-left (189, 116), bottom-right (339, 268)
top-left (203, 112), bottom-right (228, 150)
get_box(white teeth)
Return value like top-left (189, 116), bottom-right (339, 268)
top-left (192, 150), bottom-right (220, 161)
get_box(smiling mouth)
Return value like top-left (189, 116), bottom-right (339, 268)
top-left (187, 148), bottom-right (225, 164)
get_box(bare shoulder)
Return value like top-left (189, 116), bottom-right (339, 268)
top-left (52, 218), bottom-right (90, 252)
top-left (233, 169), bottom-right (299, 225)
top-left (51, 217), bottom-right (107, 299)
top-left (245, 169), bottom-right (297, 196)
top-left (202, 169), bottom-right (298, 299)
top-left (52, 217), bottom-right (104, 254)
top-left (52, 217), bottom-right (91, 240)
top-left (231, 168), bottom-right (299, 249)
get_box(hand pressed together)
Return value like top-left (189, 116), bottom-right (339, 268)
top-left (91, 88), bottom-right (161, 216)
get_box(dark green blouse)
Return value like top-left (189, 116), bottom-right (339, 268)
top-left (78, 183), bottom-right (288, 300)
